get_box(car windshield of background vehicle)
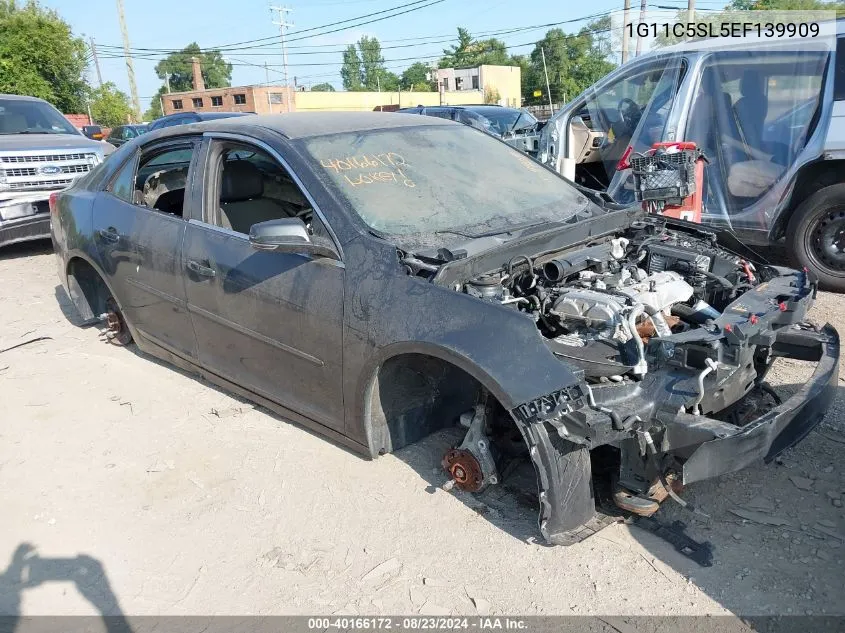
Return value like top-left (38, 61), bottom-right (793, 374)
top-left (0, 99), bottom-right (79, 135)
top-left (481, 109), bottom-right (537, 135)
top-left (300, 125), bottom-right (596, 246)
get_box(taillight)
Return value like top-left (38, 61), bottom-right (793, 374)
top-left (49, 191), bottom-right (59, 215)
top-left (616, 145), bottom-right (633, 171)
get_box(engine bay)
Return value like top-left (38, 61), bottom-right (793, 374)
top-left (462, 219), bottom-right (767, 382)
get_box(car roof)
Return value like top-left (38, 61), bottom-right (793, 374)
top-left (151, 112), bottom-right (454, 140)
top-left (0, 93), bottom-right (49, 103)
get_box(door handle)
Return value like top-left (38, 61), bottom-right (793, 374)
top-left (98, 227), bottom-right (120, 243)
top-left (187, 259), bottom-right (216, 278)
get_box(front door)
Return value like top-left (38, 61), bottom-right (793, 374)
top-left (183, 137), bottom-right (345, 431)
top-left (92, 139), bottom-right (199, 359)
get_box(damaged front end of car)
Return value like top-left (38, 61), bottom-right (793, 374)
top-left (413, 211), bottom-right (839, 545)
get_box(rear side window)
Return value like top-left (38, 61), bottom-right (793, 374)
top-left (107, 153), bottom-right (139, 203)
top-left (835, 37), bottom-right (845, 101)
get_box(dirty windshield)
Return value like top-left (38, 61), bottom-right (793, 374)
top-left (300, 124), bottom-right (594, 245)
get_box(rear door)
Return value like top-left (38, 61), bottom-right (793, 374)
top-left (183, 134), bottom-right (345, 431)
top-left (92, 137), bottom-right (200, 360)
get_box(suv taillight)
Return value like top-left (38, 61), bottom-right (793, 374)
top-left (49, 192), bottom-right (59, 215)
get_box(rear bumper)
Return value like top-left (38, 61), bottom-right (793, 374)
top-left (680, 323), bottom-right (839, 484)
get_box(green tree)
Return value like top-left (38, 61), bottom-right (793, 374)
top-left (523, 22), bottom-right (614, 105)
top-left (143, 86), bottom-right (166, 121)
top-left (341, 36), bottom-right (398, 91)
top-left (0, 0), bottom-right (87, 112)
top-left (728, 0), bottom-right (842, 10)
top-left (483, 85), bottom-right (500, 104)
top-left (439, 27), bottom-right (474, 68)
top-left (311, 82), bottom-right (335, 92)
top-left (89, 81), bottom-right (132, 127)
top-left (154, 42), bottom-right (232, 92)
top-left (401, 62), bottom-right (434, 91)
top-left (341, 44), bottom-right (363, 90)
top-left (438, 28), bottom-right (512, 69)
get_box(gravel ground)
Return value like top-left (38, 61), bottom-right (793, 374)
top-left (1, 240), bottom-right (844, 618)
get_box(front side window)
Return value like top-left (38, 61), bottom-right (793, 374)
top-left (684, 49), bottom-right (827, 216)
top-left (210, 143), bottom-right (313, 235)
top-left (234, 94), bottom-right (247, 105)
top-left (582, 61), bottom-right (684, 193)
top-left (172, 99), bottom-right (183, 110)
top-left (299, 125), bottom-right (597, 248)
top-left (110, 127), bottom-right (124, 140)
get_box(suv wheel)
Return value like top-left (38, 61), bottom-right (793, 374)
top-left (787, 184), bottom-right (845, 292)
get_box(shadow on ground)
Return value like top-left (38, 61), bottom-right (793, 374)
top-left (0, 544), bottom-right (131, 632)
top-left (0, 240), bottom-right (52, 262)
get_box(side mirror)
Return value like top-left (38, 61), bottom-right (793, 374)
top-left (248, 217), bottom-right (338, 260)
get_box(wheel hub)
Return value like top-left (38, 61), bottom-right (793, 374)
top-left (442, 449), bottom-right (484, 492)
top-left (809, 207), bottom-right (845, 273)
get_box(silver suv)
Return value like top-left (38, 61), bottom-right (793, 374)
top-left (539, 19), bottom-right (845, 290)
top-left (0, 94), bottom-right (113, 247)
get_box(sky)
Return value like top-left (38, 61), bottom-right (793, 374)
top-left (42, 0), bottom-right (727, 112)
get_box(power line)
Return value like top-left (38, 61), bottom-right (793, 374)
top-left (98, 0), bottom-right (449, 54)
top-left (96, 10), bottom-right (613, 59)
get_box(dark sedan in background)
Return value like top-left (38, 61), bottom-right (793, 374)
top-left (51, 112), bottom-right (838, 546)
top-left (397, 104), bottom-right (543, 156)
top-left (107, 124), bottom-right (148, 147)
top-left (146, 110), bottom-right (254, 132)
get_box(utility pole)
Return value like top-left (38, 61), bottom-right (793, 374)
top-left (89, 37), bottom-right (103, 87)
top-left (687, 0), bottom-right (695, 23)
top-left (635, 0), bottom-right (647, 57)
top-left (165, 75), bottom-right (171, 94)
top-left (270, 5), bottom-right (294, 112)
top-left (540, 46), bottom-right (554, 116)
top-left (116, 0), bottom-right (141, 120)
top-left (264, 62), bottom-right (270, 86)
top-left (621, 0), bottom-right (631, 64)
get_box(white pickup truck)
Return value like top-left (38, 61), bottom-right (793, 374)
top-left (0, 94), bottom-right (113, 247)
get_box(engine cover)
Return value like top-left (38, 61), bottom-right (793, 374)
top-left (617, 271), bottom-right (694, 314)
top-left (551, 289), bottom-right (627, 334)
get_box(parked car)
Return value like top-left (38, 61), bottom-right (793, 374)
top-left (0, 94), bottom-right (114, 247)
top-left (398, 105), bottom-right (543, 157)
top-left (81, 125), bottom-right (105, 140)
top-left (539, 19), bottom-right (845, 289)
top-left (107, 124), bottom-right (148, 147)
top-left (147, 111), bottom-right (254, 132)
top-left (51, 112), bottom-right (838, 545)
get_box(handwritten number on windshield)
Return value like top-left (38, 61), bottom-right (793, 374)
top-left (320, 153), bottom-right (416, 188)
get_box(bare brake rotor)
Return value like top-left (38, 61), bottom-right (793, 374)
top-left (442, 449), bottom-right (485, 492)
top-left (104, 298), bottom-right (132, 346)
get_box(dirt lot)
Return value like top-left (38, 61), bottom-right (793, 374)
top-left (1, 240), bottom-right (845, 618)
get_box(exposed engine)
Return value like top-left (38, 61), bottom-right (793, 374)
top-left (463, 223), bottom-right (759, 380)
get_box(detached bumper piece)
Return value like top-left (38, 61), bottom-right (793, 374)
top-left (681, 323), bottom-right (839, 484)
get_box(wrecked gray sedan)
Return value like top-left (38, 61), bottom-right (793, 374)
top-left (51, 112), bottom-right (839, 544)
